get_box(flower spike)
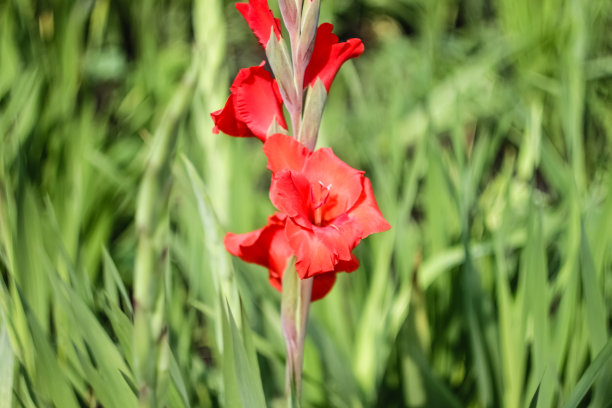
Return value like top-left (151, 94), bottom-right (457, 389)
top-left (213, 2), bottom-right (388, 403)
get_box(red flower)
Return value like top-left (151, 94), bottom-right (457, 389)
top-left (263, 134), bottom-right (390, 279)
top-left (224, 213), bottom-right (358, 301)
top-left (211, 63), bottom-right (287, 141)
top-left (304, 23), bottom-right (364, 91)
top-left (236, 0), bottom-right (282, 49)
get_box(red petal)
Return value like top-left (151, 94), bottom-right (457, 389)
top-left (210, 94), bottom-right (250, 137)
top-left (232, 64), bottom-right (287, 141)
top-left (319, 213), bottom-right (363, 258)
top-left (304, 23), bottom-right (365, 91)
top-left (263, 133), bottom-right (309, 173)
top-left (226, 212), bottom-right (339, 301)
top-left (269, 170), bottom-right (311, 221)
top-left (223, 213), bottom-right (292, 276)
top-left (268, 273), bottom-right (283, 292)
top-left (310, 254), bottom-right (360, 300)
top-left (270, 269), bottom-right (338, 301)
top-left (285, 218), bottom-right (335, 278)
top-left (346, 178), bottom-right (391, 238)
top-left (236, 0), bottom-right (282, 49)
top-left (285, 217), bottom-right (361, 279)
top-left (335, 253), bottom-right (360, 273)
top-left (311, 273), bottom-right (336, 301)
top-left (302, 147), bottom-right (364, 223)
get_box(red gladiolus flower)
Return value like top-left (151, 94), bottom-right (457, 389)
top-left (263, 134), bottom-right (390, 279)
top-left (224, 213), bottom-right (359, 301)
top-left (211, 63), bottom-right (287, 141)
top-left (304, 23), bottom-right (365, 91)
top-left (236, 0), bottom-right (282, 49)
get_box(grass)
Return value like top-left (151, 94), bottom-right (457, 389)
top-left (1, 0), bottom-right (611, 406)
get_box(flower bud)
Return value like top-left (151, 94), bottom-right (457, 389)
top-left (297, 0), bottom-right (320, 69)
top-left (279, 0), bottom-right (301, 39)
top-left (266, 27), bottom-right (298, 112)
top-left (298, 78), bottom-right (327, 150)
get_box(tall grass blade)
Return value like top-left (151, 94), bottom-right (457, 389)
top-left (562, 338), bottom-right (612, 408)
top-left (220, 297), bottom-right (267, 408)
top-left (0, 320), bottom-right (14, 408)
top-left (579, 223), bottom-right (608, 355)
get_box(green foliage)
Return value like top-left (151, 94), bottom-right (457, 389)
top-left (0, 0), bottom-right (611, 407)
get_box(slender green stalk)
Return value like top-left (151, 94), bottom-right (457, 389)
top-left (274, 0), bottom-right (322, 404)
top-left (281, 257), bottom-right (313, 406)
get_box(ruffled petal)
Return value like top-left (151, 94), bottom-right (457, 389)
top-left (285, 217), bottom-right (361, 279)
top-left (303, 23), bottom-right (364, 91)
top-left (318, 213), bottom-right (363, 258)
top-left (224, 228), bottom-right (268, 264)
top-left (311, 273), bottom-right (336, 301)
top-left (269, 170), bottom-right (311, 221)
top-left (263, 133), bottom-right (309, 173)
top-left (211, 94), bottom-right (250, 137)
top-left (223, 213), bottom-right (291, 275)
top-left (236, 0), bottom-right (282, 49)
top-left (226, 213), bottom-right (340, 301)
top-left (285, 218), bottom-right (335, 278)
top-left (346, 178), bottom-right (391, 238)
top-left (232, 64), bottom-right (287, 141)
top-left (334, 253), bottom-right (360, 273)
top-left (302, 147), bottom-right (364, 223)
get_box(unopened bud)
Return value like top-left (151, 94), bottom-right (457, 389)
top-left (279, 0), bottom-right (300, 38)
top-left (298, 79), bottom-right (327, 150)
top-left (266, 27), bottom-right (298, 112)
top-left (297, 0), bottom-right (320, 68)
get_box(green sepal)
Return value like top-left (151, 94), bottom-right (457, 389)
top-left (267, 115), bottom-right (289, 137)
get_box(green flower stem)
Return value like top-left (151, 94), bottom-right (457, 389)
top-left (276, 0), bottom-right (320, 404)
top-left (133, 61), bottom-right (197, 408)
top-left (281, 257), bottom-right (313, 406)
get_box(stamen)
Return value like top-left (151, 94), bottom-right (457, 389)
top-left (311, 181), bottom-right (331, 210)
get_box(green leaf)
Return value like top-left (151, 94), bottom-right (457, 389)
top-left (562, 338), bottom-right (612, 408)
top-left (579, 222), bottom-right (608, 355)
top-left (102, 247), bottom-right (133, 316)
top-left (528, 383), bottom-right (541, 408)
top-left (28, 311), bottom-right (80, 408)
top-left (220, 296), bottom-right (267, 408)
top-left (0, 320), bottom-right (14, 408)
top-left (169, 353), bottom-right (191, 408)
top-left (48, 273), bottom-right (137, 407)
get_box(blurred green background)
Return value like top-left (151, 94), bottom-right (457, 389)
top-left (1, 0), bottom-right (611, 407)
